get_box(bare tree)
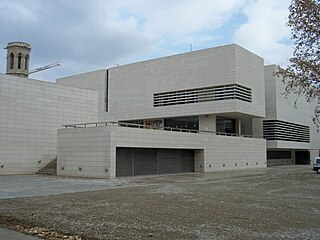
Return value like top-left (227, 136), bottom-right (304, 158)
top-left (277, 0), bottom-right (320, 128)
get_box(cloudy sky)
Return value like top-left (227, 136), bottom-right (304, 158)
top-left (0, 0), bottom-right (292, 82)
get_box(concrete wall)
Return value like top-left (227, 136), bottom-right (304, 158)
top-left (0, 74), bottom-right (99, 175)
top-left (57, 125), bottom-right (266, 178)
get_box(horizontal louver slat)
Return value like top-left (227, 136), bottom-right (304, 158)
top-left (154, 84), bottom-right (252, 107)
top-left (263, 120), bottom-right (310, 143)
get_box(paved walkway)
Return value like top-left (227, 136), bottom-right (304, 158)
top-left (0, 169), bottom-right (272, 199)
top-left (0, 227), bottom-right (41, 240)
top-left (0, 174), bottom-right (144, 239)
top-left (0, 174), bottom-right (143, 199)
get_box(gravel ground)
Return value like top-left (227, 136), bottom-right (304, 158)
top-left (0, 166), bottom-right (319, 240)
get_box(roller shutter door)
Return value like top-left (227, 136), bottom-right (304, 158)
top-left (158, 149), bottom-right (179, 174)
top-left (116, 148), bottom-right (133, 177)
top-left (179, 149), bottom-right (194, 173)
top-left (116, 147), bottom-right (194, 177)
top-left (134, 148), bottom-right (157, 175)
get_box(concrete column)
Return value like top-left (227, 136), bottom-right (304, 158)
top-left (291, 150), bottom-right (296, 164)
top-left (194, 149), bottom-right (204, 173)
top-left (309, 150), bottom-right (320, 165)
top-left (108, 146), bottom-right (116, 178)
top-left (199, 115), bottom-right (216, 132)
top-left (235, 119), bottom-right (241, 135)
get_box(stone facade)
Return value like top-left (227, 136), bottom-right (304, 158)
top-left (57, 125), bottom-right (266, 178)
top-left (57, 44), bottom-right (269, 178)
top-left (5, 42), bottom-right (31, 78)
top-left (1, 43), bottom-right (319, 177)
top-left (253, 65), bottom-right (320, 166)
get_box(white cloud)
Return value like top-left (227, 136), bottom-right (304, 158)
top-left (0, 1), bottom-right (37, 23)
top-left (233, 0), bottom-right (292, 66)
top-left (0, 0), bottom-right (153, 80)
top-left (0, 0), bottom-right (293, 81)
top-left (110, 0), bottom-right (248, 40)
top-left (104, 0), bottom-right (251, 60)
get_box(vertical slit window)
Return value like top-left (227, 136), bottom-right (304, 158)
top-left (18, 53), bottom-right (22, 69)
top-left (105, 69), bottom-right (109, 112)
top-left (25, 54), bottom-right (29, 70)
top-left (9, 53), bottom-right (14, 69)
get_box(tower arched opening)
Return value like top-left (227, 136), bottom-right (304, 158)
top-left (18, 53), bottom-right (22, 69)
top-left (9, 53), bottom-right (14, 69)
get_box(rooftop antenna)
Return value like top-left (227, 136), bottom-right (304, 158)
top-left (29, 62), bottom-right (60, 75)
top-left (190, 43), bottom-right (193, 52)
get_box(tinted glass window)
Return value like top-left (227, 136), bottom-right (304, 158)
top-left (267, 151), bottom-right (291, 159)
top-left (216, 117), bottom-right (235, 133)
top-left (165, 117), bottom-right (199, 130)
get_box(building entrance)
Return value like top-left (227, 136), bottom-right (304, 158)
top-left (295, 151), bottom-right (310, 165)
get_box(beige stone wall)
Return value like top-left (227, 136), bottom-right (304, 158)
top-left (0, 74), bottom-right (98, 175)
top-left (103, 44), bottom-right (265, 121)
top-left (56, 69), bottom-right (107, 120)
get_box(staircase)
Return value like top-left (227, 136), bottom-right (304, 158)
top-left (37, 158), bottom-right (57, 175)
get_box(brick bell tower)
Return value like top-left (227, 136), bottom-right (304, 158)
top-left (5, 41), bottom-right (31, 78)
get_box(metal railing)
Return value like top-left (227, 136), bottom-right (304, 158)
top-left (62, 121), bottom-right (252, 138)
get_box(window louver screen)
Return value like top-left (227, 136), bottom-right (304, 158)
top-left (263, 120), bottom-right (310, 143)
top-left (154, 84), bottom-right (251, 107)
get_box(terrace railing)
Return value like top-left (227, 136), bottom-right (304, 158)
top-left (62, 121), bottom-right (252, 138)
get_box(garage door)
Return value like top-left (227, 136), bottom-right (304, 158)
top-left (116, 148), bottom-right (194, 177)
top-left (134, 148), bottom-right (157, 175)
top-left (179, 149), bottom-right (194, 172)
top-left (158, 149), bottom-right (179, 174)
top-left (295, 151), bottom-right (310, 165)
top-left (116, 148), bottom-right (133, 177)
